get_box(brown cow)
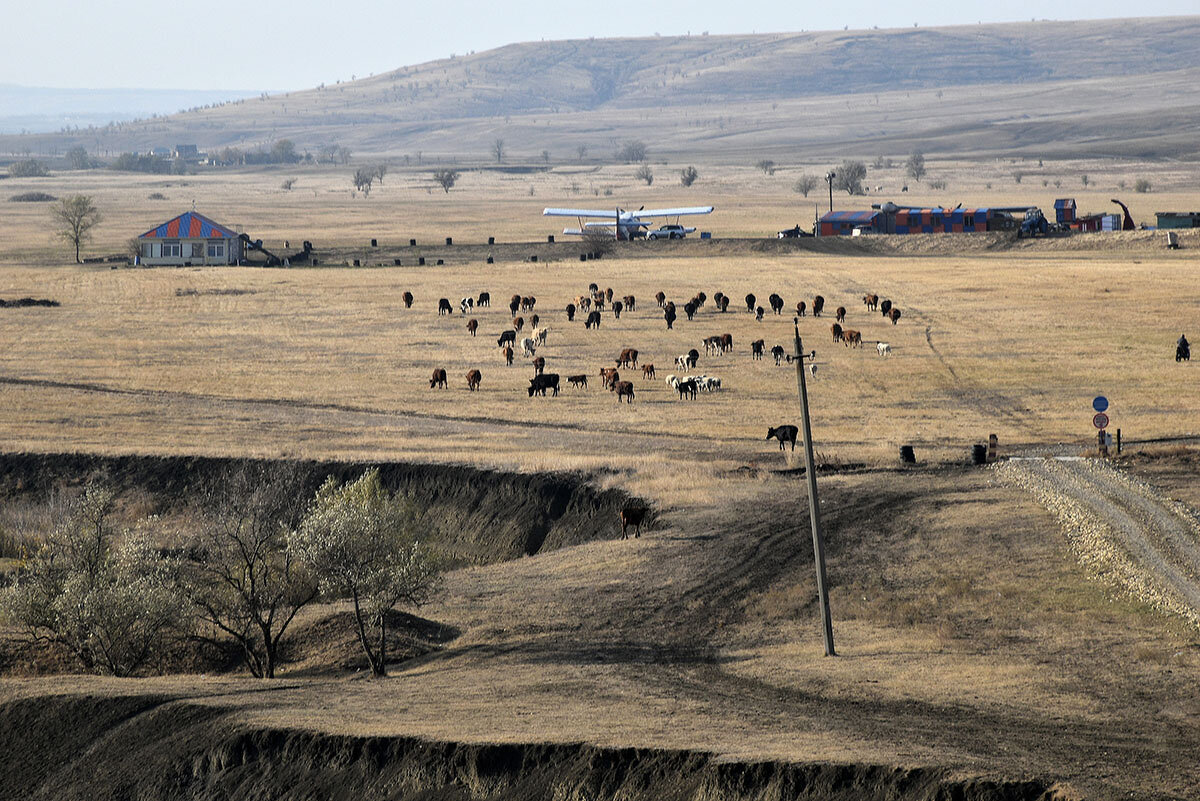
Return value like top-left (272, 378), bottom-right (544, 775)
top-left (796, 300), bottom-right (807, 317)
top-left (720, 333), bottom-right (733, 353)
top-left (402, 291), bottom-right (414, 308)
top-left (568, 374), bottom-right (588, 389)
top-left (466, 318), bottom-right (478, 336)
top-left (620, 507), bottom-right (648, 539)
top-left (889, 307), bottom-right (902, 325)
top-left (509, 294), bottom-right (521, 315)
top-left (622, 295), bottom-right (636, 311)
top-left (615, 348), bottom-right (639, 368)
top-left (751, 339), bottom-right (765, 359)
top-left (612, 380), bottom-right (635, 403)
top-left (842, 329), bottom-right (862, 347)
top-left (718, 295), bottom-right (730, 312)
top-left (521, 296), bottom-right (536, 312)
top-left (831, 323), bottom-right (843, 342)
top-left (593, 294), bottom-right (606, 310)
top-left (466, 369), bottom-right (482, 391)
top-left (577, 295), bottom-right (591, 312)
top-left (530, 314), bottom-right (540, 329)
top-left (513, 316), bottom-right (525, 332)
top-left (641, 364), bottom-right (655, 379)
top-left (503, 345), bottom-right (514, 366)
top-left (655, 290), bottom-right (667, 308)
top-left (605, 287), bottom-right (614, 303)
top-left (430, 368), bottom-right (447, 388)
top-left (532, 356), bottom-right (546, 375)
top-left (813, 295), bottom-right (825, 317)
top-left (836, 306), bottom-right (846, 323)
top-left (863, 293), bottom-right (879, 311)
top-left (612, 300), bottom-right (623, 319)
top-left (599, 368), bottom-right (620, 389)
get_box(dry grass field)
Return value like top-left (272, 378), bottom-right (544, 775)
top-left (2, 163), bottom-right (1200, 798)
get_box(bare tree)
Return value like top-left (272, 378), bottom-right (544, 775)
top-left (491, 138), bottom-right (504, 163)
top-left (905, 151), bottom-right (926, 182)
top-left (680, 165), bottom-right (699, 187)
top-left (433, 169), bottom-right (460, 193)
top-left (755, 159), bottom-right (776, 175)
top-left (833, 160), bottom-right (867, 195)
top-left (616, 140), bottom-right (647, 163)
top-left (65, 146), bottom-right (90, 170)
top-left (374, 164), bottom-right (388, 184)
top-left (635, 165), bottom-right (654, 186)
top-left (52, 195), bottom-right (102, 263)
top-left (793, 175), bottom-right (819, 197)
top-left (576, 144), bottom-right (588, 161)
top-left (353, 168), bottom-right (374, 196)
top-left (280, 178), bottom-right (297, 191)
top-left (541, 150), bottom-right (550, 164)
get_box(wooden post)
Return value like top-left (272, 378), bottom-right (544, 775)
top-left (1116, 428), bottom-right (1121, 455)
top-left (793, 320), bottom-right (835, 657)
top-left (988, 433), bottom-right (998, 462)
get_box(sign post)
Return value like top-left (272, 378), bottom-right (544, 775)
top-left (1092, 396), bottom-right (1110, 456)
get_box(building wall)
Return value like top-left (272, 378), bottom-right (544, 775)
top-left (139, 237), bottom-right (240, 266)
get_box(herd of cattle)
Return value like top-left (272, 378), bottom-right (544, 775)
top-left (410, 284), bottom-right (904, 410)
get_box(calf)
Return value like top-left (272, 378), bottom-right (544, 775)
top-left (612, 380), bottom-right (635, 403)
top-left (466, 369), bottom-right (482, 391)
top-left (568, 374), bottom-right (589, 389)
top-left (835, 306), bottom-right (846, 323)
top-left (877, 342), bottom-right (891, 357)
top-left (503, 345), bottom-right (514, 366)
top-left (477, 291), bottom-right (490, 307)
top-left (771, 345), bottom-right (786, 365)
top-left (620, 507), bottom-right (649, 539)
top-left (755, 306), bottom-right (765, 322)
top-left (402, 291), bottom-right (414, 308)
top-left (528, 373), bottom-right (560, 397)
top-left (889, 307), bottom-right (902, 325)
top-left (655, 290), bottom-right (667, 308)
top-left (769, 293), bottom-right (784, 315)
top-left (796, 300), bottom-right (807, 317)
top-left (438, 298), bottom-right (453, 315)
top-left (767, 424), bottom-right (799, 451)
top-left (641, 364), bottom-right (656, 379)
top-left (430, 368), bottom-right (448, 389)
top-left (565, 303), bottom-right (576, 322)
top-left (497, 330), bottom-right (516, 348)
top-left (751, 339), bottom-right (765, 360)
top-left (599, 368), bottom-right (620, 389)
top-left (466, 318), bottom-right (478, 336)
top-left (520, 337), bottom-right (536, 357)
top-left (460, 297), bottom-right (474, 315)
top-left (585, 310), bottom-right (602, 329)
top-left (532, 356), bottom-right (546, 375)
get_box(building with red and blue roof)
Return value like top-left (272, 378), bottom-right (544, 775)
top-left (136, 211), bottom-right (243, 266)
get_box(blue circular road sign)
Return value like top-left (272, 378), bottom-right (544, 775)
top-left (1093, 396), bottom-right (1109, 412)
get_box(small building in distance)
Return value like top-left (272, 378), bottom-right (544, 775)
top-left (173, 144), bottom-right (199, 160)
top-left (1156, 212), bottom-right (1200, 229)
top-left (818, 205), bottom-right (1017, 236)
top-left (819, 210), bottom-right (883, 236)
top-left (136, 211), bottom-right (243, 266)
top-left (1054, 198), bottom-right (1077, 224)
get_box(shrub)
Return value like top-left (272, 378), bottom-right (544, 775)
top-left (634, 165), bottom-right (653, 186)
top-left (927, 179), bottom-right (946, 190)
top-left (679, 166), bottom-right (699, 187)
top-left (147, 192), bottom-right (167, 200)
top-left (616, 140), bottom-right (647, 163)
top-left (1135, 178), bottom-right (1151, 193)
top-left (9, 192), bottom-right (56, 202)
top-left (755, 159), bottom-right (776, 175)
top-left (8, 159), bottom-right (49, 178)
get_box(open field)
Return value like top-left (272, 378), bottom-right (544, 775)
top-left (2, 163), bottom-right (1200, 799)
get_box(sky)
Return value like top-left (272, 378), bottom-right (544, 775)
top-left (3, 0), bottom-right (1198, 92)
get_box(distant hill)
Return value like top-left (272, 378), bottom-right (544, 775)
top-left (3, 17), bottom-right (1199, 161)
top-left (0, 85), bottom-right (264, 135)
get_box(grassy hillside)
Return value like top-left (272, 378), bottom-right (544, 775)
top-left (3, 17), bottom-right (1200, 162)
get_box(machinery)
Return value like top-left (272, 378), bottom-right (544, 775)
top-left (1016, 208), bottom-right (1050, 238)
top-left (1111, 199), bottom-right (1137, 230)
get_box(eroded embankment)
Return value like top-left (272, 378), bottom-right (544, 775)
top-left (0, 694), bottom-right (1051, 801)
top-left (0, 452), bottom-right (643, 563)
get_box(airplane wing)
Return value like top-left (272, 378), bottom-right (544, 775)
top-left (629, 206), bottom-right (714, 219)
top-left (543, 208), bottom-right (621, 218)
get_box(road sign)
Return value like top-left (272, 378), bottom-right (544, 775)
top-left (1093, 396), bottom-right (1109, 412)
top-left (1093, 412), bottom-right (1110, 429)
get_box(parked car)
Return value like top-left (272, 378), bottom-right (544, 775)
top-left (647, 224), bottom-right (694, 240)
top-left (777, 225), bottom-right (813, 238)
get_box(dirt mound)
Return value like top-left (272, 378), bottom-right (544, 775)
top-left (0, 694), bottom-right (1053, 801)
top-left (282, 609), bottom-right (459, 673)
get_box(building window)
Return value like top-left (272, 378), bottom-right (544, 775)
top-left (207, 242), bottom-right (225, 258)
top-left (141, 242), bottom-right (153, 257)
top-left (162, 241), bottom-right (181, 258)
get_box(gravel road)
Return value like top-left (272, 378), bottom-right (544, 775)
top-left (998, 457), bottom-right (1200, 628)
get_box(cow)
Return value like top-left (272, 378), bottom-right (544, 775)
top-left (593, 294), bottom-right (605, 310)
top-left (497, 330), bottom-right (516, 348)
top-left (688, 348), bottom-right (700, 367)
top-left (599, 368), bottom-right (620, 389)
top-left (796, 300), bottom-right (807, 317)
top-left (620, 507), bottom-right (648, 539)
top-left (755, 306), bottom-right (765, 322)
top-left (622, 295), bottom-right (636, 311)
top-left (513, 316), bottom-right (525, 332)
top-left (568, 374), bottom-right (589, 389)
top-left (605, 287), bottom-right (614, 303)
top-left (812, 295), bottom-right (825, 317)
top-left (655, 290), bottom-right (667, 308)
top-left (664, 374), bottom-right (680, 390)
top-left (641, 364), bottom-right (655, 379)
top-left (466, 319), bottom-right (478, 337)
top-left (745, 293), bottom-right (757, 312)
top-left (530, 314), bottom-right (540, 329)
top-left (565, 303), bottom-right (576, 322)
top-left (767, 424), bottom-right (799, 451)
top-left (719, 334), bottom-right (732, 354)
top-left (684, 301), bottom-right (698, 321)
top-left (718, 295), bottom-right (730, 312)
top-left (771, 345), bottom-right (787, 365)
top-left (713, 291), bottom-right (725, 308)
top-left (438, 298), bottom-right (453, 315)
top-left (520, 337), bottom-right (536, 357)
top-left (578, 296), bottom-right (591, 312)
top-left (615, 348), bottom-right (639, 368)
top-left (532, 356), bottom-right (546, 375)
top-left (843, 329), bottom-right (862, 347)
top-left (863, 293), bottom-right (878, 311)
top-left (503, 345), bottom-right (514, 366)
top-left (402, 291), bottom-right (414, 308)
top-left (460, 297), bottom-right (474, 315)
top-left (889, 307), bottom-right (902, 325)
top-left (466, 369), bottom-right (482, 391)
top-left (751, 339), bottom-right (765, 360)
top-left (879, 299), bottom-right (892, 316)
top-left (808, 363), bottom-right (818, 380)
top-left (586, 311), bottom-right (602, 330)
top-left (528, 373), bottom-right (560, 397)
top-left (835, 306), bottom-right (846, 323)
top-left (477, 291), bottom-right (490, 307)
top-left (831, 323), bottom-right (843, 343)
top-left (589, 283), bottom-right (599, 294)
top-left (703, 335), bottom-right (722, 356)
top-left (612, 380), bottom-right (635, 403)
top-left (877, 342), bottom-right (891, 357)
top-left (509, 297), bottom-right (521, 316)
top-left (664, 308), bottom-right (676, 330)
top-left (521, 296), bottom-right (537, 312)
top-left (677, 379), bottom-right (698, 400)
top-left (430, 368), bottom-right (448, 389)
top-left (532, 326), bottom-right (549, 346)
top-left (612, 300), bottom-right (623, 319)
top-left (675, 353), bottom-right (691, 369)
top-left (769, 293), bottom-right (784, 315)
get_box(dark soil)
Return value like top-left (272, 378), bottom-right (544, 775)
top-left (0, 298), bottom-right (58, 307)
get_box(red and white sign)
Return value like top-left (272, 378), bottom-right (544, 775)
top-left (1092, 412), bottom-right (1110, 430)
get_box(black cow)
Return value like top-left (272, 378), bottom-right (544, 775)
top-left (664, 308), bottom-right (677, 329)
top-left (767, 425), bottom-right (799, 451)
top-left (497, 330), bottom-right (517, 347)
top-left (528, 373), bottom-right (560, 397)
top-left (477, 291), bottom-right (490, 307)
top-left (585, 310), bottom-right (602, 329)
top-left (684, 301), bottom-right (698, 321)
top-left (566, 302), bottom-right (576, 322)
top-left (438, 298), bottom-right (453, 315)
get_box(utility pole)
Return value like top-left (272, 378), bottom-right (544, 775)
top-left (825, 171), bottom-right (836, 214)
top-left (793, 320), bottom-right (835, 656)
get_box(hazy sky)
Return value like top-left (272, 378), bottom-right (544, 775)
top-left (5, 1), bottom-right (1197, 92)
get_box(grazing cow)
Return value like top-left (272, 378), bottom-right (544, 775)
top-left (863, 293), bottom-right (878, 311)
top-left (513, 316), bottom-right (525, 333)
top-left (460, 297), bottom-right (474, 315)
top-left (703, 335), bottom-right (721, 355)
top-left (664, 308), bottom-right (676, 329)
top-left (438, 298), bottom-right (453, 315)
top-left (503, 345), bottom-right (514, 366)
top-left (612, 300), bottom-right (623, 319)
top-left (565, 303), bottom-right (576, 322)
top-left (877, 342), bottom-right (891, 357)
top-left (623, 295), bottom-right (636, 311)
top-left (466, 369), bottom-right (482, 391)
top-left (655, 290), bottom-right (667, 308)
top-left (520, 337), bottom-right (536, 357)
top-left (533, 326), bottom-right (549, 346)
top-left (600, 368), bottom-right (620, 389)
top-left (766, 424), bottom-right (799, 451)
top-left (578, 296), bottom-right (591, 312)
top-left (796, 300), bottom-right (807, 317)
top-left (769, 293), bottom-right (784, 315)
top-left (530, 314), bottom-right (540, 329)
top-left (718, 296), bottom-right (730, 312)
top-left (843, 329), bottom-right (862, 347)
top-left (620, 507), bottom-right (648, 539)
top-left (719, 334), bottom-right (733, 354)
top-left (771, 345), bottom-right (786, 365)
top-left (879, 299), bottom-right (892, 316)
top-left (812, 295), bottom-right (825, 317)
top-left (586, 311), bottom-right (602, 330)
top-left (497, 330), bottom-right (516, 348)
top-left (664, 374), bottom-right (680, 390)
top-left (751, 339), bottom-right (765, 360)
top-left (612, 380), bottom-right (635, 403)
top-left (477, 291), bottom-right (490, 307)
top-left (402, 291), bottom-right (414, 308)
top-left (430, 368), bottom-right (448, 389)
top-left (532, 356), bottom-right (546, 375)
top-left (615, 348), bottom-right (639, 368)
top-left (589, 282), bottom-right (599, 294)
top-left (568, 374), bottom-right (589, 389)
top-left (684, 301), bottom-right (698, 321)
top-left (835, 306), bottom-right (846, 323)
top-left (642, 364), bottom-right (656, 379)
top-left (677, 379), bottom-right (698, 400)
top-left (674, 354), bottom-right (690, 369)
top-left (593, 294), bottom-right (605, 310)
top-left (521, 296), bottom-right (537, 312)
top-left (889, 307), bottom-right (902, 325)
top-left (528, 373), bottom-right (560, 397)
top-left (831, 323), bottom-right (843, 342)
top-left (745, 293), bottom-right (757, 312)
top-left (466, 318), bottom-right (478, 337)
top-left (755, 306), bottom-right (765, 322)
top-left (605, 288), bottom-right (614, 303)
top-left (509, 297), bottom-right (521, 316)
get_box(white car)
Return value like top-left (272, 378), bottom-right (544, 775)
top-left (646, 224), bottom-right (694, 240)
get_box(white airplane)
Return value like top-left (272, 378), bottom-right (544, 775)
top-left (543, 205), bottom-right (714, 241)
